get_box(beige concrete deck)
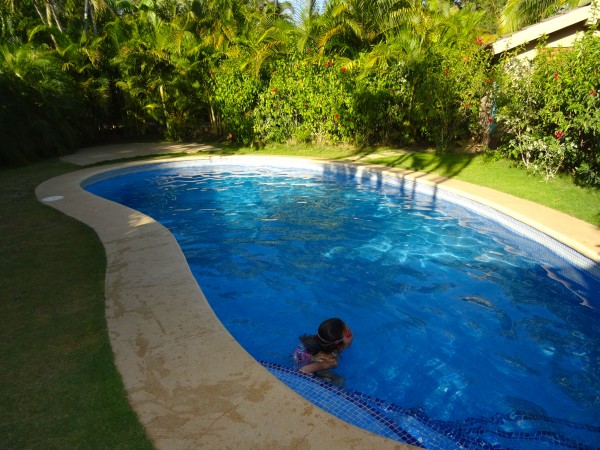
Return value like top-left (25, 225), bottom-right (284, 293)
top-left (36, 143), bottom-right (600, 449)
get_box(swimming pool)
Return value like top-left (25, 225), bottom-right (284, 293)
top-left (85, 158), bottom-right (600, 449)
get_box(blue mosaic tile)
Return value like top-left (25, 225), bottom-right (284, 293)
top-left (260, 361), bottom-right (600, 450)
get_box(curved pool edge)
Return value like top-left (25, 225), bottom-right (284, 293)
top-left (36, 156), bottom-right (413, 450)
top-left (36, 154), bottom-right (599, 449)
top-left (332, 159), bottom-right (600, 266)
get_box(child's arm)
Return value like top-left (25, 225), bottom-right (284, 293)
top-left (299, 359), bottom-right (338, 374)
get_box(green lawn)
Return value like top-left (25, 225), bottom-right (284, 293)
top-left (362, 152), bottom-right (600, 227)
top-left (1, 142), bottom-right (597, 449)
top-left (0, 161), bottom-right (153, 449)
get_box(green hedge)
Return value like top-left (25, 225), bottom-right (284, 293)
top-left (495, 32), bottom-right (600, 187)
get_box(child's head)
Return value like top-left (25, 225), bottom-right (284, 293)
top-left (317, 317), bottom-right (353, 350)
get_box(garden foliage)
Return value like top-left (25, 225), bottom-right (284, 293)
top-left (0, 0), bottom-right (598, 186)
top-left (495, 32), bottom-right (600, 186)
top-left (253, 56), bottom-right (356, 145)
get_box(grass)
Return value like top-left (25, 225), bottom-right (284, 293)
top-left (0, 161), bottom-right (154, 449)
top-left (0, 141), bottom-right (597, 448)
top-left (360, 151), bottom-right (600, 227)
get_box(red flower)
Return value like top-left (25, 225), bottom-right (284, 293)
top-left (590, 90), bottom-right (597, 95)
top-left (486, 78), bottom-right (492, 84)
top-left (271, 89), bottom-right (277, 94)
top-left (324, 62), bottom-right (328, 67)
top-left (476, 37), bottom-right (483, 45)
top-left (329, 61), bottom-right (333, 67)
top-left (307, 47), bottom-right (311, 52)
top-left (488, 118), bottom-right (494, 123)
top-left (554, 72), bottom-right (559, 80)
top-left (554, 131), bottom-right (564, 139)
top-left (465, 102), bottom-right (470, 108)
top-left (342, 67), bottom-right (347, 73)
top-left (445, 69), bottom-right (449, 76)
top-left (334, 114), bottom-right (339, 120)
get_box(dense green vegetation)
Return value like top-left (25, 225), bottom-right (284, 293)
top-left (1, 0), bottom-right (598, 186)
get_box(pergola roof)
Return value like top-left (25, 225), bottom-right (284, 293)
top-left (492, 2), bottom-right (599, 56)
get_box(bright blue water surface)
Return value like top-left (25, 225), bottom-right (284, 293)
top-left (85, 159), bottom-right (600, 449)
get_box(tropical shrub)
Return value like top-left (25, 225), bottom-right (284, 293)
top-left (351, 63), bottom-right (413, 146)
top-left (111, 12), bottom-right (213, 141)
top-left (0, 43), bottom-right (88, 164)
top-left (410, 39), bottom-right (493, 151)
top-left (212, 63), bottom-right (264, 144)
top-left (253, 55), bottom-right (357, 145)
top-left (495, 32), bottom-right (600, 186)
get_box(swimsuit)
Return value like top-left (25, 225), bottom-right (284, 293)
top-left (292, 344), bottom-right (314, 368)
top-left (292, 344), bottom-right (338, 370)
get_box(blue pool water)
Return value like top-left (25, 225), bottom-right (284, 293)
top-left (85, 159), bottom-right (600, 449)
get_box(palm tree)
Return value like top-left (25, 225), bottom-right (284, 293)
top-left (500, 0), bottom-right (587, 33)
top-left (82, 0), bottom-right (116, 37)
top-left (361, 0), bottom-right (483, 70)
top-left (290, 0), bottom-right (322, 53)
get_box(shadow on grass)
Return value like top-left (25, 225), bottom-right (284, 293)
top-left (364, 151), bottom-right (476, 180)
top-left (1, 160), bottom-right (153, 449)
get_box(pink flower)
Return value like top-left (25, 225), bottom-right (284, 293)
top-left (554, 131), bottom-right (564, 139)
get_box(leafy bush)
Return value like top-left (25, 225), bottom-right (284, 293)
top-left (252, 56), bottom-right (357, 145)
top-left (351, 63), bottom-right (412, 146)
top-left (0, 44), bottom-right (86, 164)
top-left (212, 63), bottom-right (263, 144)
top-left (410, 41), bottom-right (492, 152)
top-left (495, 32), bottom-right (600, 186)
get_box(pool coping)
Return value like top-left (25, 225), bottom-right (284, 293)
top-left (36, 146), bottom-right (600, 449)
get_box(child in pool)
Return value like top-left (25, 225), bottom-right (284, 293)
top-left (292, 318), bottom-right (353, 385)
